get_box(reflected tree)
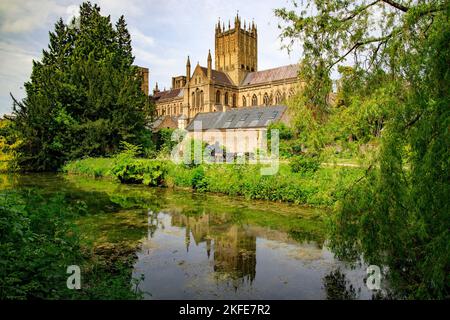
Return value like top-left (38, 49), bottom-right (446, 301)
top-left (323, 269), bottom-right (358, 300)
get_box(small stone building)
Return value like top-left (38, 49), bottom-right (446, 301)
top-left (185, 105), bottom-right (289, 155)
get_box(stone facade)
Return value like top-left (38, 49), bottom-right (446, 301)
top-left (137, 66), bottom-right (149, 96)
top-left (151, 14), bottom-right (301, 122)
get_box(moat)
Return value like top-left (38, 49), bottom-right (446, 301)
top-left (0, 173), bottom-right (373, 299)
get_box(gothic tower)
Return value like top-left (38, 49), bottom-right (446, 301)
top-left (215, 13), bottom-right (257, 85)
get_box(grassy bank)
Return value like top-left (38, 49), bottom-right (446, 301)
top-left (63, 157), bottom-right (365, 208)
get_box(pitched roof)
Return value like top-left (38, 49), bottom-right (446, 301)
top-left (186, 105), bottom-right (287, 131)
top-left (199, 67), bottom-right (233, 86)
top-left (153, 88), bottom-right (184, 100)
top-left (241, 64), bottom-right (299, 86)
top-left (147, 115), bottom-right (181, 131)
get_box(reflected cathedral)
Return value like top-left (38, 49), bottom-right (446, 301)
top-left (171, 212), bottom-right (257, 286)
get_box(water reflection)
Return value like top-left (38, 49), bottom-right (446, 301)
top-left (322, 269), bottom-right (359, 300)
top-left (1, 173), bottom-right (374, 299)
top-left (138, 207), bottom-right (372, 299)
top-left (149, 211), bottom-right (257, 289)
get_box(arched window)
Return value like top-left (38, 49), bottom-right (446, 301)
top-left (263, 93), bottom-right (270, 106)
top-left (242, 96), bottom-right (246, 107)
top-left (216, 90), bottom-right (221, 104)
top-left (192, 92), bottom-right (195, 107)
top-left (275, 91), bottom-right (282, 104)
top-left (224, 92), bottom-right (229, 105)
top-left (195, 89), bottom-right (200, 108)
top-left (288, 89), bottom-right (295, 98)
top-left (232, 94), bottom-right (236, 108)
top-left (252, 94), bottom-right (258, 106)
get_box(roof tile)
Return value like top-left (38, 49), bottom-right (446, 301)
top-left (241, 64), bottom-right (299, 86)
top-left (186, 105), bottom-right (287, 131)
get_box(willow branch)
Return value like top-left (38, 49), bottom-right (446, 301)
top-left (339, 0), bottom-right (381, 22)
top-left (327, 31), bottom-right (399, 70)
top-left (381, 0), bottom-right (410, 12)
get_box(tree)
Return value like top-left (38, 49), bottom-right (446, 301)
top-left (276, 1), bottom-right (449, 298)
top-left (0, 118), bottom-right (21, 172)
top-left (11, 2), bottom-right (149, 171)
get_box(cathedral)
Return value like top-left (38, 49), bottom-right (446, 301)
top-left (150, 14), bottom-right (300, 125)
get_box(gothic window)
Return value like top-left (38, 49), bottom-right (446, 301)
top-left (195, 89), bottom-right (200, 108)
top-left (232, 94), bottom-right (236, 108)
top-left (224, 92), bottom-right (229, 105)
top-left (252, 94), bottom-right (258, 106)
top-left (263, 93), bottom-right (270, 106)
top-left (216, 90), bottom-right (221, 104)
top-left (275, 91), bottom-right (282, 104)
top-left (192, 92), bottom-right (195, 107)
top-left (288, 89), bottom-right (295, 98)
top-left (242, 96), bottom-right (247, 107)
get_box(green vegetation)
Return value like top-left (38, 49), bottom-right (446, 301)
top-left (63, 157), bottom-right (115, 178)
top-left (63, 157), bottom-right (364, 207)
top-left (276, 0), bottom-right (449, 299)
top-left (0, 189), bottom-right (141, 299)
top-left (8, 2), bottom-right (153, 171)
top-left (289, 154), bottom-right (321, 175)
top-left (0, 118), bottom-right (21, 172)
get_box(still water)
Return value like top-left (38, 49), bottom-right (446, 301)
top-left (0, 173), bottom-right (373, 299)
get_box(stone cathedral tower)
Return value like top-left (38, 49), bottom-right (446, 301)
top-left (215, 13), bottom-right (257, 85)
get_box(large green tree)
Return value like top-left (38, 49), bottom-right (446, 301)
top-left (11, 2), bottom-right (149, 171)
top-left (276, 1), bottom-right (449, 298)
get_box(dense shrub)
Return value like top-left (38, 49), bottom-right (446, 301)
top-left (62, 157), bottom-right (115, 178)
top-left (191, 166), bottom-right (208, 191)
top-left (111, 159), bottom-right (167, 186)
top-left (290, 155), bottom-right (321, 175)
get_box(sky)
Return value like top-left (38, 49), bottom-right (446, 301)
top-left (0, 0), bottom-right (303, 116)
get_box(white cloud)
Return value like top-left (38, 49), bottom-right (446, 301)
top-left (65, 4), bottom-right (80, 25)
top-left (0, 41), bottom-right (39, 114)
top-left (95, 0), bottom-right (145, 20)
top-left (130, 27), bottom-right (155, 47)
top-left (0, 0), bottom-right (66, 33)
